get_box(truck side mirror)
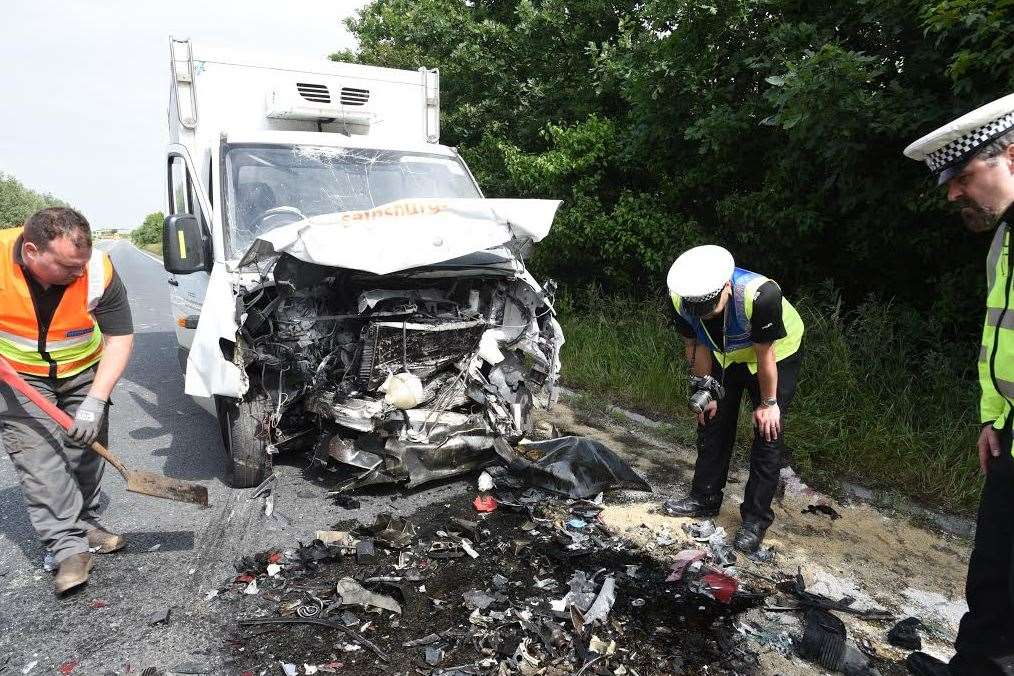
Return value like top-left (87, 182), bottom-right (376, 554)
top-left (163, 214), bottom-right (209, 274)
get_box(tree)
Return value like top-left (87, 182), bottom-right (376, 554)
top-left (131, 211), bottom-right (164, 247)
top-left (0, 173), bottom-right (67, 229)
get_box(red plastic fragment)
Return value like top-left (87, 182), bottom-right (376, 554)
top-left (89, 598), bottom-right (108, 609)
top-left (702, 571), bottom-right (738, 604)
top-left (234, 573), bottom-right (256, 584)
top-left (473, 496), bottom-right (498, 512)
top-left (666, 549), bottom-right (707, 582)
top-left (267, 551), bottom-right (283, 564)
top-left (58, 660), bottom-right (78, 674)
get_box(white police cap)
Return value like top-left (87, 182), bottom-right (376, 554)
top-left (666, 245), bottom-right (735, 302)
top-left (904, 93), bottom-right (1014, 185)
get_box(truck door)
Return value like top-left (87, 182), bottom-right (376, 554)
top-left (166, 151), bottom-right (211, 356)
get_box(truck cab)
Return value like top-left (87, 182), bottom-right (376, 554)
top-left (163, 39), bottom-right (563, 488)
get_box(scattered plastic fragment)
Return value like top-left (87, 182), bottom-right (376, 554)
top-left (473, 496), bottom-right (498, 512)
top-left (802, 503), bottom-right (842, 520)
top-left (567, 518), bottom-right (587, 530)
top-left (315, 530), bottom-right (351, 546)
top-left (887, 616), bottom-right (924, 650)
top-left (21, 660), bottom-right (38, 675)
top-left (304, 665), bottom-right (318, 675)
top-left (243, 580), bottom-right (258, 595)
top-left (356, 539), bottom-right (376, 563)
top-left (266, 563), bottom-right (282, 577)
top-left (58, 660), bottom-right (77, 675)
top-left (588, 635), bottom-right (617, 655)
top-left (281, 663), bottom-right (298, 676)
top-left (460, 539), bottom-right (479, 559)
top-left (204, 590), bottom-right (219, 602)
top-left (478, 471), bottom-right (494, 492)
top-left (360, 514), bottom-right (416, 548)
top-left (89, 598), bottom-right (108, 609)
top-left (336, 577), bottom-right (402, 614)
top-left (583, 576), bottom-right (616, 624)
top-left (797, 608), bottom-right (846, 670)
top-left (667, 549), bottom-right (707, 582)
top-left (701, 571), bottom-right (738, 604)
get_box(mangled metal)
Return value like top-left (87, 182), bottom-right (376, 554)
top-left (188, 197), bottom-right (564, 487)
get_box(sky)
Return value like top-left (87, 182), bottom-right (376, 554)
top-left (0, 1), bottom-right (366, 230)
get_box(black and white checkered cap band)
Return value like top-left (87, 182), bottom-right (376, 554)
top-left (926, 112), bottom-right (1014, 174)
top-left (682, 287), bottom-right (723, 304)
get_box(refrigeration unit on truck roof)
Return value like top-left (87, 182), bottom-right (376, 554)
top-left (168, 37), bottom-right (440, 155)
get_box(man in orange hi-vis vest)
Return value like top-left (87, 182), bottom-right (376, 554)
top-left (0, 207), bottom-right (134, 594)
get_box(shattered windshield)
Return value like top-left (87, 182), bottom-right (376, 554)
top-left (223, 144), bottom-right (482, 256)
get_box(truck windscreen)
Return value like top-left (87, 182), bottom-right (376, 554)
top-left (223, 145), bottom-right (482, 257)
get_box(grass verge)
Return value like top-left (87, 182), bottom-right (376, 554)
top-left (139, 242), bottom-right (162, 258)
top-left (557, 287), bottom-right (983, 514)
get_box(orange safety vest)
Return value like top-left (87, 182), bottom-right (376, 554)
top-left (0, 227), bottom-right (112, 378)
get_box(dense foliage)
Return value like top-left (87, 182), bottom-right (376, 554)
top-left (335, 0), bottom-right (1012, 334)
top-left (0, 173), bottom-right (66, 229)
top-left (334, 1), bottom-right (1014, 510)
top-left (130, 211), bottom-right (164, 247)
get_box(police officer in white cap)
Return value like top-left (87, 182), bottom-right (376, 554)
top-left (664, 245), bottom-right (805, 553)
top-left (903, 94), bottom-right (1014, 676)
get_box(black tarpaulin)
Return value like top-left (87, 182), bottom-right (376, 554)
top-left (492, 436), bottom-right (651, 499)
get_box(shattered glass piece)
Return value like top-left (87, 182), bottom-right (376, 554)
top-left (463, 590), bottom-right (495, 610)
top-left (492, 574), bottom-right (509, 591)
top-left (424, 646), bottom-right (444, 667)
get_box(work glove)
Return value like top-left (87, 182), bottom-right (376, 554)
top-left (66, 395), bottom-right (107, 446)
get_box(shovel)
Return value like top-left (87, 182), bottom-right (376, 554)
top-left (0, 358), bottom-right (209, 507)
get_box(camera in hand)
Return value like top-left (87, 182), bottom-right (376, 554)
top-left (688, 375), bottom-right (725, 414)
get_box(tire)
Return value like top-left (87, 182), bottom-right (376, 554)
top-left (215, 392), bottom-right (273, 488)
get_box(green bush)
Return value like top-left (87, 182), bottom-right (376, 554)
top-left (131, 211), bottom-right (164, 247)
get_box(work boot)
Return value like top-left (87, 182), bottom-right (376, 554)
top-left (86, 526), bottom-right (126, 554)
top-left (662, 494), bottom-right (721, 518)
top-left (54, 552), bottom-right (94, 594)
top-left (733, 522), bottom-right (766, 554)
top-left (905, 652), bottom-right (949, 676)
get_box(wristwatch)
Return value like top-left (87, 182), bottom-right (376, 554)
top-left (761, 398), bottom-right (778, 407)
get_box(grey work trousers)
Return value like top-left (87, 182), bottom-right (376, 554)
top-left (0, 366), bottom-right (107, 563)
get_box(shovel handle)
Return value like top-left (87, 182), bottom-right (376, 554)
top-left (0, 358), bottom-right (128, 476)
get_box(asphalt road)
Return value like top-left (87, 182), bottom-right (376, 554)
top-left (0, 241), bottom-right (468, 673)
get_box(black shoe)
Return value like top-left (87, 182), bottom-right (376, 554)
top-left (733, 522), bottom-right (766, 554)
top-left (905, 652), bottom-right (949, 676)
top-left (662, 495), bottom-right (721, 518)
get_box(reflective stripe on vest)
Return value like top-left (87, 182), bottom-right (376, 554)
top-left (673, 267), bottom-right (805, 373)
top-left (0, 227), bottom-right (110, 378)
top-left (979, 220), bottom-right (1014, 433)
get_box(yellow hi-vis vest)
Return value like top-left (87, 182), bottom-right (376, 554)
top-left (672, 268), bottom-right (805, 374)
top-left (0, 227), bottom-right (111, 379)
top-left (980, 219), bottom-right (1014, 434)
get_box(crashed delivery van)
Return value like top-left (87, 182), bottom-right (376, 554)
top-left (161, 40), bottom-right (564, 488)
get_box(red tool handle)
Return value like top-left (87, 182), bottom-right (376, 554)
top-left (0, 357), bottom-right (75, 429)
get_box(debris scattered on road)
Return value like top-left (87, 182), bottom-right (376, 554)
top-left (802, 503), bottom-right (842, 520)
top-left (336, 577), bottom-right (402, 614)
top-left (887, 616), bottom-right (925, 650)
top-left (147, 606), bottom-right (171, 625)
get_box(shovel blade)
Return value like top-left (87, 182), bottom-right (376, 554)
top-left (125, 470), bottom-right (209, 506)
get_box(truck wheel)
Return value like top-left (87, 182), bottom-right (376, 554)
top-left (215, 393), bottom-right (273, 488)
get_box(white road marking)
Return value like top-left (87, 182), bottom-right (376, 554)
top-left (126, 242), bottom-right (164, 265)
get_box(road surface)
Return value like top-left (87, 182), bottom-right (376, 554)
top-left (0, 241), bottom-right (465, 673)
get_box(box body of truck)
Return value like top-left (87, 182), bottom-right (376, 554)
top-left (162, 39), bottom-right (563, 487)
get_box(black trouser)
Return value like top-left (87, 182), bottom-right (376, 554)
top-left (951, 421), bottom-right (1014, 675)
top-left (689, 348), bottom-right (803, 529)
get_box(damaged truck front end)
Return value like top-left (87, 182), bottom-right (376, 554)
top-left (186, 182), bottom-right (564, 489)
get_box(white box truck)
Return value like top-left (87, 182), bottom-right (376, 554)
top-left (162, 39), bottom-right (564, 488)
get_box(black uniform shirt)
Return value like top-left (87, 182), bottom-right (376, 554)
top-left (667, 280), bottom-right (787, 347)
